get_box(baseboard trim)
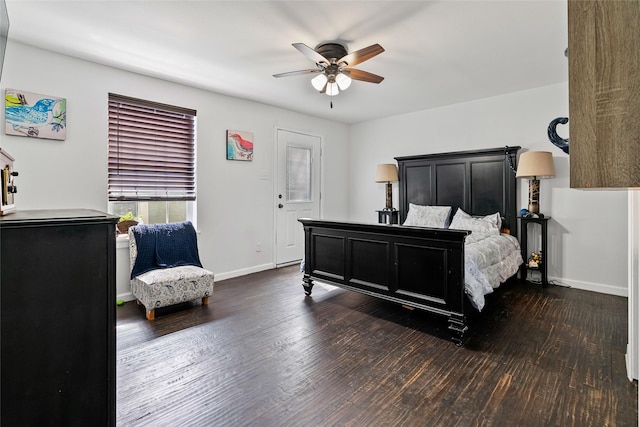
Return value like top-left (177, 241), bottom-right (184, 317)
top-left (550, 276), bottom-right (628, 297)
top-left (117, 272), bottom-right (626, 301)
top-left (117, 292), bottom-right (135, 302)
top-left (214, 263), bottom-right (275, 282)
top-left (626, 344), bottom-right (638, 381)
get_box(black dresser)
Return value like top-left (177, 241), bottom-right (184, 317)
top-left (0, 209), bottom-right (118, 426)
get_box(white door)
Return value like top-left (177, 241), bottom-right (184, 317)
top-left (276, 129), bottom-right (321, 266)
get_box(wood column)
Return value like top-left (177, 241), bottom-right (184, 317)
top-left (568, 0), bottom-right (640, 188)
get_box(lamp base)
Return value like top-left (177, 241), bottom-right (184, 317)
top-left (385, 182), bottom-right (393, 210)
top-left (528, 178), bottom-right (540, 214)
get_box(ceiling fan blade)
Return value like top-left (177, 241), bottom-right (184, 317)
top-left (338, 44), bottom-right (384, 67)
top-left (273, 69), bottom-right (321, 78)
top-left (292, 43), bottom-right (330, 65)
top-left (344, 68), bottom-right (385, 84)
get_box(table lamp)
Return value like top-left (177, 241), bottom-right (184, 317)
top-left (516, 151), bottom-right (555, 216)
top-left (375, 163), bottom-right (398, 211)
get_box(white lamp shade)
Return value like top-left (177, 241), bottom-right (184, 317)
top-left (311, 74), bottom-right (328, 91)
top-left (516, 151), bottom-right (556, 179)
top-left (335, 73), bottom-right (352, 90)
top-left (325, 82), bottom-right (339, 96)
top-left (375, 164), bottom-right (398, 182)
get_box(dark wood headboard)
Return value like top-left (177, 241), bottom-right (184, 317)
top-left (395, 146), bottom-right (520, 235)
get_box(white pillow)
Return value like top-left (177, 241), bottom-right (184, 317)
top-left (403, 204), bottom-right (451, 228)
top-left (449, 208), bottom-right (501, 234)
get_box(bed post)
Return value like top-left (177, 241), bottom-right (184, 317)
top-left (301, 222), bottom-right (314, 296)
top-left (448, 314), bottom-right (468, 346)
top-left (302, 275), bottom-right (314, 296)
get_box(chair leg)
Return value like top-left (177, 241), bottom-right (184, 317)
top-left (146, 309), bottom-right (155, 320)
top-left (202, 297), bottom-right (209, 305)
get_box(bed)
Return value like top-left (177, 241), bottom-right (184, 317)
top-left (298, 146), bottom-right (522, 345)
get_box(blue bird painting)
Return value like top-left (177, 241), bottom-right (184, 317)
top-left (5, 90), bottom-right (67, 140)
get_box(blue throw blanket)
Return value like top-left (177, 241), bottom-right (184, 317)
top-left (131, 221), bottom-right (203, 279)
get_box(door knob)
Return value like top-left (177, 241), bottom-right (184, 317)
top-left (278, 204), bottom-right (284, 209)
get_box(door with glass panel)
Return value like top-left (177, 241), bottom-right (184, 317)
top-left (276, 129), bottom-right (321, 266)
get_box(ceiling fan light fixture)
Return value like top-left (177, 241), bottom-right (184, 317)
top-left (274, 42), bottom-right (384, 105)
top-left (335, 73), bottom-right (352, 90)
top-left (311, 73), bottom-right (328, 91)
top-left (325, 82), bottom-right (339, 96)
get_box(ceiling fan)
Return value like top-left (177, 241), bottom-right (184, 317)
top-left (273, 42), bottom-right (385, 101)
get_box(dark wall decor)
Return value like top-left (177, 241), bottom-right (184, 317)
top-left (547, 117), bottom-right (569, 154)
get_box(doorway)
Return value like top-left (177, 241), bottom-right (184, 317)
top-left (275, 129), bottom-right (321, 266)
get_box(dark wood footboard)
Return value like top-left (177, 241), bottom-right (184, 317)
top-left (299, 219), bottom-right (471, 345)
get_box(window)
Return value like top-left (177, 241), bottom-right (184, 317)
top-left (286, 146), bottom-right (312, 202)
top-left (108, 93), bottom-right (196, 225)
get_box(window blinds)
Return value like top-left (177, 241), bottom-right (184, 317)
top-left (108, 93), bottom-right (197, 201)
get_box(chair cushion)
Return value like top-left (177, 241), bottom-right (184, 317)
top-left (135, 265), bottom-right (213, 286)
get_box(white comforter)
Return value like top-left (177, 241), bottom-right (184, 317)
top-left (464, 232), bottom-right (523, 311)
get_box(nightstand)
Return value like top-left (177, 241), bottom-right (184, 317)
top-left (377, 210), bottom-right (399, 224)
top-left (519, 216), bottom-right (550, 286)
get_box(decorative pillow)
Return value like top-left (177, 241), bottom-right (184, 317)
top-left (403, 204), bottom-right (451, 228)
top-left (449, 208), bottom-right (501, 234)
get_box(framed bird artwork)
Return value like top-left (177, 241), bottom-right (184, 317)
top-left (5, 89), bottom-right (67, 140)
top-left (226, 129), bottom-right (254, 161)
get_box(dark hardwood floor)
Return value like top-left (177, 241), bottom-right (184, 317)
top-left (117, 266), bottom-right (637, 426)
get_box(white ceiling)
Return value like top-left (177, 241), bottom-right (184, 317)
top-left (5, 0), bottom-right (569, 124)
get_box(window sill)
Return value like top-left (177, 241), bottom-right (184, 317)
top-left (116, 233), bottom-right (129, 249)
top-left (115, 226), bottom-right (201, 250)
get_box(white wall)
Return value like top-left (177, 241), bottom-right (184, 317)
top-left (349, 82), bottom-right (628, 296)
top-left (2, 41), bottom-right (629, 298)
top-left (1, 41), bottom-right (350, 299)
